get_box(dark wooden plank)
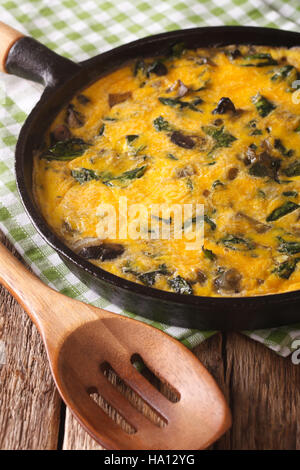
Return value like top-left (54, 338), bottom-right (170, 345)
top-left (193, 333), bottom-right (231, 450)
top-left (0, 232), bottom-right (61, 449)
top-left (194, 332), bottom-right (300, 450)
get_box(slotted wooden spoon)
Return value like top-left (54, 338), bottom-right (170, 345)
top-left (0, 241), bottom-right (231, 449)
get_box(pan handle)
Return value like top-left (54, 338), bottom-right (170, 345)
top-left (0, 21), bottom-right (80, 87)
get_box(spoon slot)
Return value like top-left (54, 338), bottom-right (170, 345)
top-left (87, 385), bottom-right (137, 435)
top-left (100, 361), bottom-right (168, 428)
top-left (131, 353), bottom-right (181, 404)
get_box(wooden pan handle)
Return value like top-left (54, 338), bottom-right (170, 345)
top-left (0, 21), bottom-right (79, 86)
top-left (0, 21), bottom-right (24, 73)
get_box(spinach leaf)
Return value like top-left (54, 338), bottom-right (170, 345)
top-left (103, 165), bottom-right (148, 186)
top-left (170, 42), bottom-right (185, 58)
top-left (138, 264), bottom-right (169, 286)
top-left (266, 201), bottom-right (299, 222)
top-left (246, 120), bottom-right (263, 136)
top-left (283, 160), bottom-right (300, 177)
top-left (123, 263), bottom-right (169, 287)
top-left (282, 190), bottom-right (298, 197)
top-left (274, 139), bottom-right (294, 158)
top-left (134, 59), bottom-right (167, 78)
top-left (192, 97), bottom-right (204, 106)
top-left (133, 145), bottom-right (147, 156)
top-left (271, 65), bottom-right (298, 91)
top-left (72, 165), bottom-right (148, 186)
top-left (158, 97), bottom-right (202, 112)
top-left (250, 129), bottom-right (263, 136)
top-left (182, 215), bottom-right (202, 230)
top-left (126, 135), bottom-right (147, 156)
top-left (102, 116), bottom-right (118, 121)
top-left (212, 179), bottom-right (225, 189)
top-left (204, 215), bottom-right (216, 231)
top-left (168, 275), bottom-right (193, 295)
top-left (98, 124), bottom-right (105, 136)
top-left (220, 234), bottom-right (255, 251)
top-left (138, 272), bottom-right (158, 287)
top-left (153, 116), bottom-right (173, 132)
top-left (249, 162), bottom-right (269, 178)
top-left (257, 189), bottom-right (267, 199)
top-left (186, 178), bottom-right (193, 191)
top-left (126, 134), bottom-right (139, 143)
top-left (79, 243), bottom-right (124, 261)
top-left (202, 247), bottom-right (217, 261)
top-left (41, 138), bottom-right (90, 161)
top-left (271, 65), bottom-right (295, 82)
top-left (71, 168), bottom-right (99, 184)
top-left (159, 97), bottom-right (184, 108)
top-left (243, 53), bottom-right (277, 67)
top-left (202, 125), bottom-right (237, 154)
top-left (167, 153), bottom-right (178, 160)
top-left (246, 53), bottom-right (273, 59)
top-left (134, 60), bottom-right (146, 77)
top-left (273, 258), bottom-right (300, 279)
top-left (252, 93), bottom-right (276, 117)
top-left (151, 215), bottom-right (172, 224)
top-left (277, 237), bottom-right (300, 255)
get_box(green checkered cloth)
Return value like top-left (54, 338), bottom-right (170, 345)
top-left (1, 0), bottom-right (300, 357)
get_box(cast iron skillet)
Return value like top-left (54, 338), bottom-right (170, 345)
top-left (3, 23), bottom-right (300, 330)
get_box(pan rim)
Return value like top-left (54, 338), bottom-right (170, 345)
top-left (15, 25), bottom-right (300, 309)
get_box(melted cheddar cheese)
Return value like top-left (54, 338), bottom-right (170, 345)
top-left (33, 45), bottom-right (300, 296)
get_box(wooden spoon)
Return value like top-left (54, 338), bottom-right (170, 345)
top-left (0, 241), bottom-right (231, 449)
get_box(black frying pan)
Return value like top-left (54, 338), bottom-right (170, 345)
top-left (3, 22), bottom-right (300, 330)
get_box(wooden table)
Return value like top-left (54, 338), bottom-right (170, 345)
top-left (0, 232), bottom-right (299, 450)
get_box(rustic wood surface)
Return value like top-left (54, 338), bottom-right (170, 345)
top-left (0, 231), bottom-right (299, 450)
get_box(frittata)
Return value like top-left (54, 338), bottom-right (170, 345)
top-left (33, 44), bottom-right (300, 296)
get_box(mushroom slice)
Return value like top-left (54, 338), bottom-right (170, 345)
top-left (213, 268), bottom-right (242, 294)
top-left (51, 125), bottom-right (71, 143)
top-left (236, 212), bottom-right (271, 234)
top-left (108, 92), bottom-right (132, 107)
top-left (65, 104), bottom-right (84, 128)
top-left (167, 79), bottom-right (189, 98)
top-left (175, 165), bottom-right (195, 178)
top-left (212, 97), bottom-right (236, 115)
top-left (171, 131), bottom-right (195, 149)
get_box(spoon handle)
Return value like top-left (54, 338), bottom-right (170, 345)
top-left (0, 241), bottom-right (50, 322)
top-left (0, 241), bottom-right (99, 347)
